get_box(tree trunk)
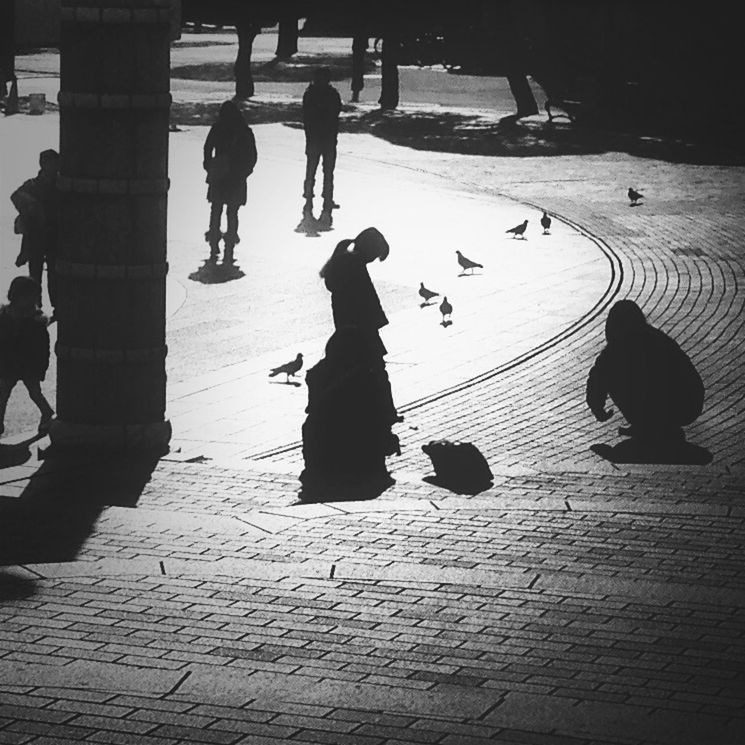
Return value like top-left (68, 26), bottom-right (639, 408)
top-left (507, 72), bottom-right (538, 116)
top-left (235, 21), bottom-right (258, 100)
top-left (351, 34), bottom-right (367, 103)
top-left (378, 33), bottom-right (399, 110)
top-left (275, 15), bottom-right (298, 60)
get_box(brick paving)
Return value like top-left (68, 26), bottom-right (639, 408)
top-left (2, 49), bottom-right (745, 745)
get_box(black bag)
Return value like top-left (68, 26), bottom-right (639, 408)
top-left (422, 439), bottom-right (493, 494)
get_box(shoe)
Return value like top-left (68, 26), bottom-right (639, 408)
top-left (317, 210), bottom-right (333, 231)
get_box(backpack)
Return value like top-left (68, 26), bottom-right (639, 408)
top-left (421, 439), bottom-right (493, 494)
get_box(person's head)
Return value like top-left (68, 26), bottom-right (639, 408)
top-left (353, 227), bottom-right (389, 264)
top-left (313, 67), bottom-right (331, 87)
top-left (218, 99), bottom-right (245, 129)
top-left (7, 276), bottom-right (42, 310)
top-left (605, 299), bottom-right (647, 344)
top-left (38, 148), bottom-right (59, 179)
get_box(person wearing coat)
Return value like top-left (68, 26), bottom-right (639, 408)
top-left (586, 299), bottom-right (705, 446)
top-left (203, 100), bottom-right (258, 262)
top-left (300, 326), bottom-right (400, 496)
top-left (0, 276), bottom-right (53, 437)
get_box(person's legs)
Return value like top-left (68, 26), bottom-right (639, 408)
top-left (22, 379), bottom-right (54, 432)
top-left (303, 142), bottom-right (322, 213)
top-left (224, 204), bottom-right (240, 262)
top-left (320, 140), bottom-right (337, 211)
top-left (0, 378), bottom-right (18, 436)
top-left (206, 201), bottom-right (223, 257)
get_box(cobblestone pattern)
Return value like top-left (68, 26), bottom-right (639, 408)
top-left (1, 572), bottom-right (744, 743)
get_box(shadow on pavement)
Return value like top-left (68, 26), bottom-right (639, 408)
top-left (422, 475), bottom-right (494, 496)
top-left (0, 434), bottom-right (45, 469)
top-left (188, 258), bottom-right (246, 284)
top-left (590, 440), bottom-right (713, 465)
top-left (170, 101), bottom-right (744, 167)
top-left (0, 454), bottom-right (160, 567)
top-left (0, 570), bottom-right (37, 601)
top-left (297, 474), bottom-right (395, 504)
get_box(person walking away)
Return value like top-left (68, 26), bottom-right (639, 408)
top-left (0, 277), bottom-right (54, 438)
top-left (301, 67), bottom-right (342, 231)
top-left (586, 299), bottom-right (705, 451)
top-left (10, 149), bottom-right (59, 320)
top-left (300, 326), bottom-right (400, 498)
top-left (203, 100), bottom-right (257, 262)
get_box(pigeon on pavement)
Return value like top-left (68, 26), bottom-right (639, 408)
top-left (456, 250), bottom-right (483, 274)
top-left (628, 187), bottom-right (644, 205)
top-left (506, 219), bottom-right (528, 239)
top-left (541, 211), bottom-right (552, 234)
top-left (418, 282), bottom-right (439, 303)
top-left (269, 353), bottom-right (303, 382)
top-left (439, 296), bottom-right (453, 323)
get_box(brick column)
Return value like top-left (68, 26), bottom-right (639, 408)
top-left (50, 0), bottom-right (172, 454)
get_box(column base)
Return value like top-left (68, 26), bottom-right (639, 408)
top-left (47, 419), bottom-right (172, 456)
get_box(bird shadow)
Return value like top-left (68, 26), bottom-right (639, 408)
top-left (629, 203), bottom-right (644, 207)
top-left (440, 319), bottom-right (453, 328)
top-left (269, 379), bottom-right (302, 387)
top-left (189, 258), bottom-right (246, 284)
top-left (590, 439), bottom-right (712, 465)
top-left (419, 301), bottom-right (436, 308)
top-left (458, 271), bottom-right (480, 277)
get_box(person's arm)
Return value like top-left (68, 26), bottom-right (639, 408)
top-left (243, 128), bottom-right (258, 177)
top-left (203, 127), bottom-right (216, 170)
top-left (586, 350), bottom-right (614, 421)
top-left (11, 180), bottom-right (40, 220)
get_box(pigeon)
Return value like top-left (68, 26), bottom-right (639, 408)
top-left (269, 353), bottom-right (303, 382)
top-left (506, 219), bottom-right (528, 239)
top-left (439, 296), bottom-right (453, 323)
top-left (628, 187), bottom-right (644, 205)
top-left (456, 250), bottom-right (483, 274)
top-left (418, 282), bottom-right (439, 303)
top-left (541, 211), bottom-right (552, 234)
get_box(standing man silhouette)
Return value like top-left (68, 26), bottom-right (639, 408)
top-left (301, 66), bottom-right (341, 231)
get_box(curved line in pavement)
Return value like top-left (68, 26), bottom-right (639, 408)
top-left (252, 206), bottom-right (625, 462)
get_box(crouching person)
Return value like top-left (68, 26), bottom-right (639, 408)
top-left (300, 326), bottom-right (400, 499)
top-left (586, 300), bottom-right (704, 450)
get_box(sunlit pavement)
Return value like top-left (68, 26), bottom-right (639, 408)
top-left (1, 37), bottom-right (744, 745)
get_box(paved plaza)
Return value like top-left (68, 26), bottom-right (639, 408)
top-left (1, 35), bottom-right (744, 745)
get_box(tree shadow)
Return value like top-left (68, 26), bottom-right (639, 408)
top-left (0, 453), bottom-right (160, 567)
top-left (170, 100), bottom-right (745, 166)
top-left (590, 439), bottom-right (713, 465)
top-left (188, 258), bottom-right (246, 284)
top-left (172, 53), bottom-right (376, 85)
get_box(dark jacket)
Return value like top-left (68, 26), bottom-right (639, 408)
top-left (302, 83), bottom-right (342, 142)
top-left (203, 122), bottom-right (257, 206)
top-left (587, 316), bottom-right (704, 429)
top-left (0, 305), bottom-right (51, 381)
top-left (11, 173), bottom-right (58, 262)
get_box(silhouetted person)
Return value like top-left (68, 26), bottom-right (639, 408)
top-left (203, 100), bottom-right (257, 262)
top-left (587, 300), bottom-right (704, 448)
top-left (302, 67), bottom-right (342, 230)
top-left (0, 277), bottom-right (53, 438)
top-left (11, 149), bottom-right (59, 319)
top-left (300, 326), bottom-right (399, 496)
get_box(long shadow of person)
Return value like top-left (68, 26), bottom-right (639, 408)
top-left (0, 452), bottom-right (160, 567)
top-left (298, 326), bottom-right (400, 503)
top-left (188, 256), bottom-right (246, 284)
top-left (586, 300), bottom-right (710, 465)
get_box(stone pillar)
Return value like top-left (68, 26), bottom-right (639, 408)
top-left (51, 0), bottom-right (172, 454)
